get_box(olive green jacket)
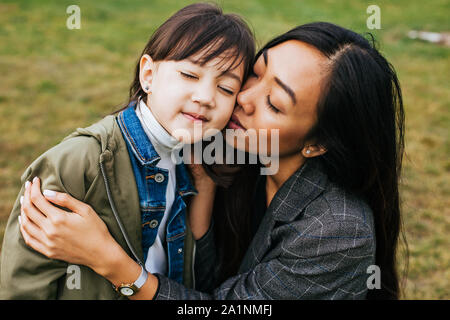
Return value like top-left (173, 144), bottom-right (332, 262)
top-left (0, 115), bottom-right (194, 299)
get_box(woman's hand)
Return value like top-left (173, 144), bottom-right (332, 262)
top-left (19, 177), bottom-right (160, 299)
top-left (19, 177), bottom-right (121, 274)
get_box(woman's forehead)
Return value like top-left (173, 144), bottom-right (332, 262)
top-left (263, 40), bottom-right (327, 110)
top-left (265, 40), bottom-right (326, 74)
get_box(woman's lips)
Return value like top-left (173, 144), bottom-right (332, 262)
top-left (182, 112), bottom-right (208, 122)
top-left (227, 114), bottom-right (246, 130)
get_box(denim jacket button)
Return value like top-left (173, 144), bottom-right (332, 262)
top-left (154, 173), bottom-right (165, 183)
top-left (178, 248), bottom-right (183, 254)
top-left (149, 219), bottom-right (159, 229)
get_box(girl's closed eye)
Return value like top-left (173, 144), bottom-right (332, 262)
top-left (180, 71), bottom-right (198, 80)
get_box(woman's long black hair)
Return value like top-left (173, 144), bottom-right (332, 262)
top-left (213, 22), bottom-right (407, 300)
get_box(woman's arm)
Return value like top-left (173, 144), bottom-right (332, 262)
top-left (20, 178), bottom-right (375, 300)
top-left (19, 171), bottom-right (219, 299)
top-left (19, 177), bottom-right (160, 299)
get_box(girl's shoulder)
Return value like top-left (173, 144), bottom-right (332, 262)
top-left (40, 115), bottom-right (119, 165)
top-left (21, 115), bottom-right (121, 193)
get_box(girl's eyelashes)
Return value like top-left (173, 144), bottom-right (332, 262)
top-left (180, 71), bottom-right (235, 95)
top-left (180, 71), bottom-right (198, 79)
top-left (266, 96), bottom-right (280, 113)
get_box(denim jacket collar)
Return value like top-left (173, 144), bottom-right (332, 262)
top-left (117, 102), bottom-right (197, 195)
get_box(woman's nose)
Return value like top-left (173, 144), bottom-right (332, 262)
top-left (192, 82), bottom-right (215, 108)
top-left (237, 81), bottom-right (257, 115)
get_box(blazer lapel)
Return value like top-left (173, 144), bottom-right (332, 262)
top-left (239, 200), bottom-right (276, 273)
top-left (239, 159), bottom-right (328, 272)
top-left (271, 159), bottom-right (328, 223)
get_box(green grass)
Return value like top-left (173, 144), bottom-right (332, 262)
top-left (0, 0), bottom-right (449, 299)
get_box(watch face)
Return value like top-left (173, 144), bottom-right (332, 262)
top-left (119, 287), bottom-right (135, 296)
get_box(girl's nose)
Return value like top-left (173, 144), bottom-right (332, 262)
top-left (192, 82), bottom-right (215, 108)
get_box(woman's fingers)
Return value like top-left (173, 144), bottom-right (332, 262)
top-left (26, 177), bottom-right (91, 218)
top-left (19, 208), bottom-right (50, 256)
top-left (21, 181), bottom-right (49, 229)
top-left (21, 195), bottom-right (48, 229)
top-left (37, 184), bottom-right (92, 217)
top-left (19, 208), bottom-right (43, 241)
top-left (28, 177), bottom-right (67, 217)
top-left (19, 220), bottom-right (49, 256)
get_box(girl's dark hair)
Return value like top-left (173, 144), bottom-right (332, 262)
top-left (214, 22), bottom-right (407, 300)
top-left (116, 2), bottom-right (254, 111)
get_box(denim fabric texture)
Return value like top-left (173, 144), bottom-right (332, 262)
top-left (117, 102), bottom-right (197, 284)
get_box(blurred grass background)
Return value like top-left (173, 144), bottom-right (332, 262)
top-left (0, 0), bottom-right (448, 299)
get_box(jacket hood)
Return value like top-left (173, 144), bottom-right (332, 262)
top-left (63, 115), bottom-right (119, 155)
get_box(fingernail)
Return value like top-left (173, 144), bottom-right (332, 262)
top-left (20, 196), bottom-right (23, 205)
top-left (33, 177), bottom-right (38, 183)
top-left (43, 189), bottom-right (57, 198)
top-left (25, 181), bottom-right (30, 189)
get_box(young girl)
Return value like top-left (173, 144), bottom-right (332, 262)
top-left (0, 3), bottom-right (254, 299)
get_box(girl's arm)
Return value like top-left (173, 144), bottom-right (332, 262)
top-left (1, 135), bottom-right (101, 299)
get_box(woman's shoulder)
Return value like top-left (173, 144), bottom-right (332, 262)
top-left (277, 182), bottom-right (375, 261)
top-left (302, 182), bottom-right (375, 236)
top-left (324, 183), bottom-right (373, 225)
top-left (274, 159), bottom-right (374, 233)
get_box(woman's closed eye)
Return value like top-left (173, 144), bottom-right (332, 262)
top-left (266, 96), bottom-right (280, 113)
top-left (218, 86), bottom-right (234, 96)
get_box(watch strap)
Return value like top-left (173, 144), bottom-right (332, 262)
top-left (134, 265), bottom-right (148, 289)
top-left (113, 264), bottom-right (148, 295)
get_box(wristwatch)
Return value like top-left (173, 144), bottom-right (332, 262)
top-left (113, 265), bottom-right (148, 297)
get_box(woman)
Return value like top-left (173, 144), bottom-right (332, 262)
top-left (18, 22), bottom-right (405, 299)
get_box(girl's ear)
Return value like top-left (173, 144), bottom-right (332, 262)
top-left (301, 143), bottom-right (327, 158)
top-left (139, 54), bottom-right (154, 94)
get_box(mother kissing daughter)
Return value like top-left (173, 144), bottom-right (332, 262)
top-left (2, 2), bottom-right (406, 300)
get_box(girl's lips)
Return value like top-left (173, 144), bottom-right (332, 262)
top-left (227, 114), bottom-right (246, 130)
top-left (182, 112), bottom-right (208, 122)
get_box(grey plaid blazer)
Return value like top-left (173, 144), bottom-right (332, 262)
top-left (155, 159), bottom-right (376, 299)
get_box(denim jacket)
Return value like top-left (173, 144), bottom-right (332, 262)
top-left (117, 103), bottom-right (197, 284)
